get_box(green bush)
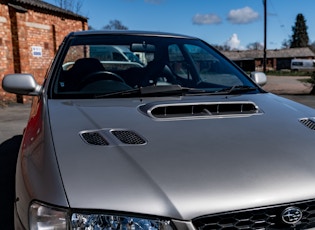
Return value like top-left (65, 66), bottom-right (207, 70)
top-left (308, 72), bottom-right (315, 94)
top-left (266, 70), bottom-right (312, 76)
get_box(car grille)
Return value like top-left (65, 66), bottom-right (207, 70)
top-left (192, 199), bottom-right (315, 230)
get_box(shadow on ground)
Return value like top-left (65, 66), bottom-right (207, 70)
top-left (0, 135), bottom-right (22, 230)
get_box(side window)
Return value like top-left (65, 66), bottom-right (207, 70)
top-left (292, 62), bottom-right (303, 66)
top-left (112, 52), bottom-right (125, 61)
top-left (168, 44), bottom-right (192, 80)
top-left (183, 44), bottom-right (220, 77)
top-left (62, 45), bottom-right (89, 70)
top-left (184, 44), bottom-right (242, 86)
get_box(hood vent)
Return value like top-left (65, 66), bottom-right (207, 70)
top-left (80, 129), bottom-right (146, 146)
top-left (141, 101), bottom-right (261, 120)
top-left (111, 130), bottom-right (146, 145)
top-left (300, 118), bottom-right (315, 130)
top-left (81, 132), bottom-right (109, 145)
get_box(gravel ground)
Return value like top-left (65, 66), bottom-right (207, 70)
top-left (263, 75), bottom-right (313, 95)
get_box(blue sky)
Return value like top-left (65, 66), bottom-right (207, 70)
top-left (45, 0), bottom-right (315, 50)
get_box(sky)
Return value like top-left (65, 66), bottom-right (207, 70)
top-left (44, 0), bottom-right (315, 50)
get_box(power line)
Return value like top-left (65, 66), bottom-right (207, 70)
top-left (269, 0), bottom-right (290, 39)
top-left (263, 0), bottom-right (267, 72)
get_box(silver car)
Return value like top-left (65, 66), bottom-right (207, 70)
top-left (3, 30), bottom-right (315, 230)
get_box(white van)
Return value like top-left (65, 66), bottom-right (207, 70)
top-left (291, 59), bottom-right (315, 72)
top-left (89, 45), bottom-right (143, 65)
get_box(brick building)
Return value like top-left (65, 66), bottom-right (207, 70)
top-left (0, 0), bottom-right (88, 103)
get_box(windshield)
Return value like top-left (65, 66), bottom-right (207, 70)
top-left (51, 34), bottom-right (258, 99)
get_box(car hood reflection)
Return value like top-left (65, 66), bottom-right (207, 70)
top-left (48, 93), bottom-right (315, 220)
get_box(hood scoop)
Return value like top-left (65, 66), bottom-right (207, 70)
top-left (140, 101), bottom-right (262, 120)
top-left (299, 118), bottom-right (315, 130)
top-left (81, 132), bottom-right (109, 145)
top-left (80, 129), bottom-right (147, 146)
top-left (111, 130), bottom-right (146, 145)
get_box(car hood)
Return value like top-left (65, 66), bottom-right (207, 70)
top-left (48, 93), bottom-right (315, 220)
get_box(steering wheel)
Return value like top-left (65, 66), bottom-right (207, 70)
top-left (79, 71), bottom-right (125, 89)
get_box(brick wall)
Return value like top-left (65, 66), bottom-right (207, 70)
top-left (0, 3), bottom-right (87, 104)
top-left (0, 4), bottom-right (13, 102)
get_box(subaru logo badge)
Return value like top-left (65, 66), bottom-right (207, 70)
top-left (282, 207), bottom-right (302, 225)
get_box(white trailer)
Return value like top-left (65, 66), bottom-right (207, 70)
top-left (291, 59), bottom-right (315, 72)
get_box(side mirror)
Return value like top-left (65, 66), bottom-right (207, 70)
top-left (250, 71), bottom-right (267, 86)
top-left (2, 74), bottom-right (41, 95)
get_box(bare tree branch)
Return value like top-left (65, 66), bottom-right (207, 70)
top-left (103, 20), bottom-right (128, 30)
top-left (54, 0), bottom-right (83, 14)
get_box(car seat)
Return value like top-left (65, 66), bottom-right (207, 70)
top-left (63, 58), bottom-right (105, 91)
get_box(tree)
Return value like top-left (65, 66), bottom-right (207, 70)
top-left (290, 13), bottom-right (309, 48)
top-left (310, 41), bottom-right (315, 53)
top-left (305, 41), bottom-right (315, 95)
top-left (246, 42), bottom-right (263, 50)
top-left (88, 25), bottom-right (96, 30)
top-left (281, 39), bottom-right (290, 49)
top-left (103, 20), bottom-right (128, 30)
top-left (54, 0), bottom-right (83, 14)
top-left (212, 44), bottom-right (231, 51)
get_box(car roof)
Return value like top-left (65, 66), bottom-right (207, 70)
top-left (68, 30), bottom-right (197, 39)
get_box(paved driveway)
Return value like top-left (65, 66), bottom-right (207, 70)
top-left (0, 103), bottom-right (31, 143)
top-left (263, 75), bottom-right (313, 95)
top-left (0, 103), bottom-right (30, 229)
top-left (262, 75), bottom-right (315, 109)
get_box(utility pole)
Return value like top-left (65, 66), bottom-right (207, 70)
top-left (263, 0), bottom-right (267, 73)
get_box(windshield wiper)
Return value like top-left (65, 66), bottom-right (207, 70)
top-left (213, 85), bottom-right (258, 94)
top-left (95, 85), bottom-right (204, 98)
top-left (95, 85), bottom-right (257, 98)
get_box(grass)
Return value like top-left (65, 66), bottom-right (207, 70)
top-left (265, 70), bottom-right (313, 76)
top-left (245, 70), bottom-right (313, 76)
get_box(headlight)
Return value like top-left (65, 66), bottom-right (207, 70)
top-left (29, 202), bottom-right (68, 230)
top-left (71, 213), bottom-right (174, 230)
top-left (29, 202), bottom-right (174, 230)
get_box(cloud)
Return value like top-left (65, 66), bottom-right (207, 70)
top-left (192, 13), bottom-right (222, 25)
top-left (227, 7), bottom-right (259, 24)
top-left (226, 33), bottom-right (243, 50)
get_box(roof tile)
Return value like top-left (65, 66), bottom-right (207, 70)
top-left (223, 47), bottom-right (315, 60)
top-left (8, 0), bottom-right (87, 20)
